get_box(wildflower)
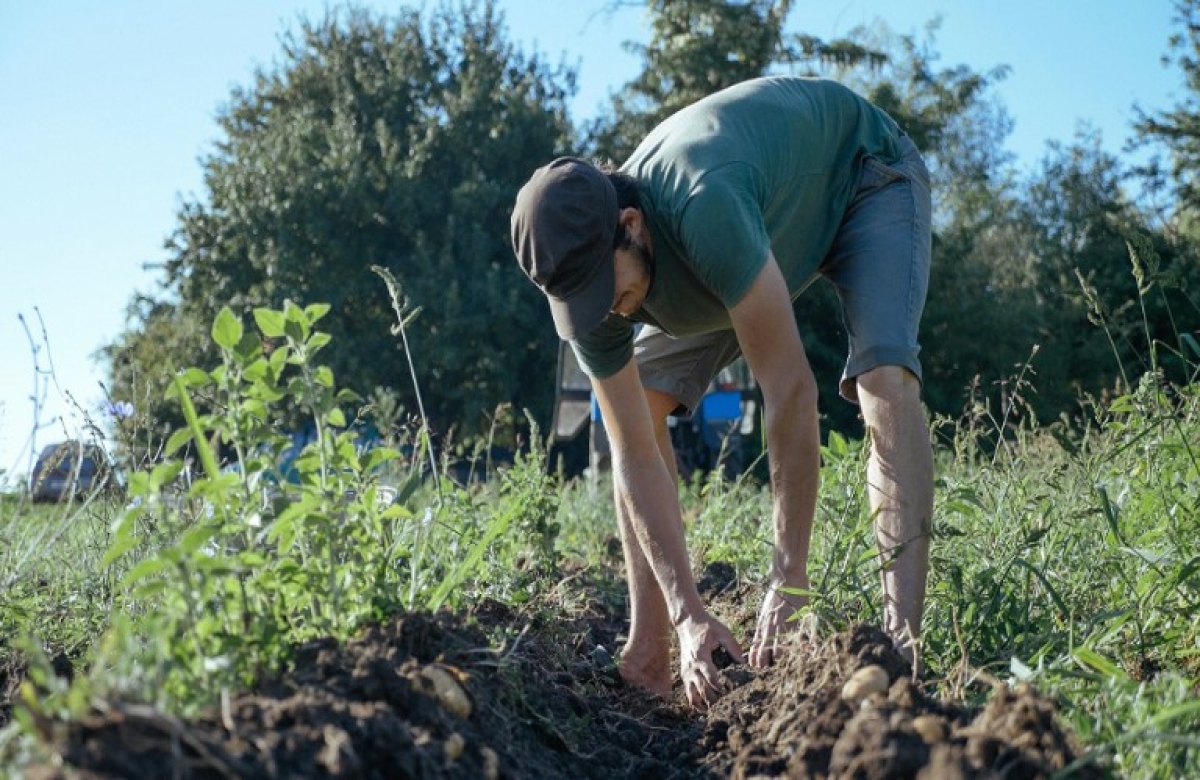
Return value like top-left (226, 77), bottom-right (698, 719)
top-left (108, 400), bottom-right (135, 419)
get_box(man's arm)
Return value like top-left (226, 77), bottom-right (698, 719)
top-left (591, 359), bottom-right (743, 706)
top-left (728, 253), bottom-right (821, 667)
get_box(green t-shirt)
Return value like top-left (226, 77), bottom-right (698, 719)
top-left (574, 76), bottom-right (903, 378)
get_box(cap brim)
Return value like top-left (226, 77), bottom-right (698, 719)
top-left (547, 252), bottom-right (615, 341)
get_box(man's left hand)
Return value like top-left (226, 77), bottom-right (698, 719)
top-left (748, 580), bottom-right (811, 668)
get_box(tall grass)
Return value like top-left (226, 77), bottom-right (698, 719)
top-left (0, 495), bottom-right (121, 672)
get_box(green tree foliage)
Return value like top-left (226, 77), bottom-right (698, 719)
top-left (587, 0), bottom-right (799, 162)
top-left (103, 1), bottom-right (575, 450)
top-left (1023, 135), bottom-right (1199, 401)
top-left (1133, 0), bottom-right (1200, 228)
top-left (1021, 135), bottom-right (1147, 413)
top-left (587, 0), bottom-right (895, 164)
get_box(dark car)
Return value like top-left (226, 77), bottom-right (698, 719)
top-left (29, 440), bottom-right (114, 502)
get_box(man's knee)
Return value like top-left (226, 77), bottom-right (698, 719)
top-left (855, 365), bottom-right (921, 406)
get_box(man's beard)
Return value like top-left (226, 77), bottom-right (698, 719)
top-left (631, 237), bottom-right (655, 293)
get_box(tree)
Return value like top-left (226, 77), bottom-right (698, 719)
top-left (1021, 133), bottom-right (1199, 409)
top-left (1132, 0), bottom-right (1200, 230)
top-left (104, 1), bottom-right (576, 451)
top-left (586, 0), bottom-right (795, 162)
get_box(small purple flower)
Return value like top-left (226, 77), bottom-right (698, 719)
top-left (108, 401), bottom-right (135, 419)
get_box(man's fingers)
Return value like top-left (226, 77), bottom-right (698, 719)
top-left (749, 626), bottom-right (785, 668)
top-left (683, 659), bottom-right (723, 709)
top-left (748, 641), bottom-right (772, 669)
top-left (722, 633), bottom-right (746, 664)
top-left (697, 661), bottom-right (722, 694)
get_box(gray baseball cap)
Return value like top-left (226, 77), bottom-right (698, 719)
top-left (511, 157), bottom-right (617, 340)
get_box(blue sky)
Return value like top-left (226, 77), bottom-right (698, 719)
top-left (0, 0), bottom-right (1182, 483)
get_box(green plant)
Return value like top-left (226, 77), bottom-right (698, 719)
top-left (89, 303), bottom-right (411, 706)
top-left (7, 295), bottom-right (574, 723)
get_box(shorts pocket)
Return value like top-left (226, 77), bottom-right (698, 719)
top-left (856, 155), bottom-right (905, 197)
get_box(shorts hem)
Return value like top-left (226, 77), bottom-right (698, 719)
top-left (840, 347), bottom-right (923, 403)
top-left (636, 371), bottom-right (705, 417)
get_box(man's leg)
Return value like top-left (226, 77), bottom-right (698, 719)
top-left (615, 388), bottom-right (685, 695)
top-left (855, 365), bottom-right (933, 669)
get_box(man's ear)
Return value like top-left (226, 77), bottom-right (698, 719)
top-left (618, 207), bottom-right (644, 237)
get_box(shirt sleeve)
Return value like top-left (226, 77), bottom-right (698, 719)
top-left (676, 168), bottom-right (771, 307)
top-left (571, 315), bottom-right (635, 379)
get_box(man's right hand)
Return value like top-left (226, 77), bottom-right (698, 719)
top-left (676, 612), bottom-right (744, 709)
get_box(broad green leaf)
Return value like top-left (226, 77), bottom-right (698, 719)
top-left (238, 552), bottom-right (267, 568)
top-left (363, 447), bottom-right (400, 471)
top-left (304, 303), bottom-right (331, 322)
top-left (125, 470), bottom-right (152, 497)
top-left (308, 332), bottom-right (332, 353)
top-left (212, 307), bottom-right (243, 350)
top-left (254, 308), bottom-right (287, 338)
top-left (172, 371), bottom-right (220, 481)
top-left (179, 524), bottom-right (217, 556)
top-left (102, 531), bottom-right (138, 567)
top-left (243, 358), bottom-right (270, 382)
top-left (234, 331), bottom-right (262, 363)
top-left (150, 460), bottom-right (185, 489)
top-left (284, 303), bottom-right (309, 342)
top-left (268, 346), bottom-right (290, 373)
top-left (1108, 394), bottom-right (1135, 414)
top-left (143, 582), bottom-right (179, 606)
top-left (165, 427), bottom-right (194, 456)
top-left (164, 368), bottom-right (211, 397)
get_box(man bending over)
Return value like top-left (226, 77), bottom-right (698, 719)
top-left (511, 76), bottom-right (934, 708)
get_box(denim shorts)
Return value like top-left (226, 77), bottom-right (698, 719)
top-left (635, 135), bottom-right (932, 412)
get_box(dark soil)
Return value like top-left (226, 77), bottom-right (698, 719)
top-left (13, 563), bottom-right (1111, 779)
